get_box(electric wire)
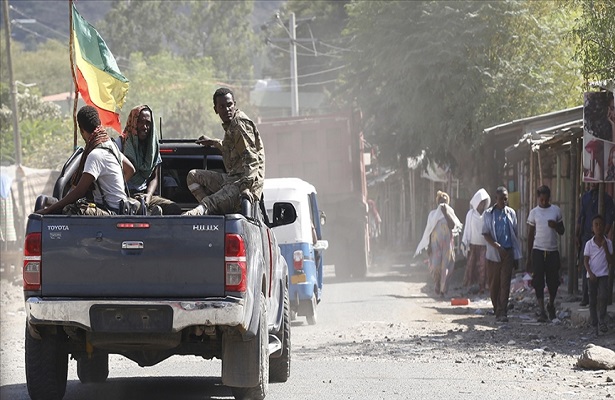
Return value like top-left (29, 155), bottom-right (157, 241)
top-left (8, 8), bottom-right (347, 90)
top-left (10, 4), bottom-right (70, 41)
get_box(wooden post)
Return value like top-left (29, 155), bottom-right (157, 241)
top-left (576, 139), bottom-right (583, 294)
top-left (529, 150), bottom-right (534, 209)
top-left (568, 138), bottom-right (578, 294)
top-left (537, 149), bottom-right (544, 185)
top-left (69, 0), bottom-right (79, 148)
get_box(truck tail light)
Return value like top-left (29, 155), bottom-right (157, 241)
top-left (225, 234), bottom-right (246, 292)
top-left (293, 250), bottom-right (304, 271)
top-left (23, 232), bottom-right (42, 291)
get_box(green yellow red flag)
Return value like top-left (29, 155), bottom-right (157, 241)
top-left (71, 4), bottom-right (129, 133)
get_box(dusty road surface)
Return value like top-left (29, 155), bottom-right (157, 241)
top-left (1, 261), bottom-right (614, 400)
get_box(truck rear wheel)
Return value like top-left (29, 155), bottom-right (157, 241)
top-left (77, 352), bottom-right (109, 383)
top-left (25, 325), bottom-right (68, 400)
top-left (354, 243), bottom-right (368, 279)
top-left (231, 293), bottom-right (269, 400)
top-left (269, 284), bottom-right (291, 382)
top-left (306, 293), bottom-right (318, 325)
top-left (334, 258), bottom-right (352, 279)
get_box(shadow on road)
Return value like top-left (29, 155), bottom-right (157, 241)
top-left (0, 376), bottom-right (244, 400)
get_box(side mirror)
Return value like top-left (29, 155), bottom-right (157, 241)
top-left (314, 240), bottom-right (328, 251)
top-left (320, 210), bottom-right (327, 226)
top-left (271, 202), bottom-right (297, 228)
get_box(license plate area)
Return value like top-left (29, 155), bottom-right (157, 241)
top-left (291, 274), bottom-right (307, 284)
top-left (90, 305), bottom-right (173, 333)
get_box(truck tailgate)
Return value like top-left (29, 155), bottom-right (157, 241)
top-left (41, 216), bottom-right (225, 297)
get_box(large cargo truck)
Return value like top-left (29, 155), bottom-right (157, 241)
top-left (259, 111), bottom-right (369, 278)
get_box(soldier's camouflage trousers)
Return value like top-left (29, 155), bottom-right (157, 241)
top-left (186, 169), bottom-right (241, 214)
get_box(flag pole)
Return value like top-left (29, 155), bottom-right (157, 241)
top-left (69, 0), bottom-right (78, 148)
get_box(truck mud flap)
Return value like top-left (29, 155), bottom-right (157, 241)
top-left (268, 334), bottom-right (282, 357)
top-left (244, 288), bottom-right (262, 341)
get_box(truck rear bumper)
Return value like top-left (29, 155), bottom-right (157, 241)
top-left (25, 296), bottom-right (247, 332)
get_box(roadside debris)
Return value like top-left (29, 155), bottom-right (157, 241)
top-left (577, 344), bottom-right (615, 370)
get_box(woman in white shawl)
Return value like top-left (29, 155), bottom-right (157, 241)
top-left (461, 188), bottom-right (491, 293)
top-left (415, 191), bottom-right (462, 297)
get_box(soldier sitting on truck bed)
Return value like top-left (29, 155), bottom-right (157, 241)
top-left (36, 105), bottom-right (136, 216)
top-left (183, 87), bottom-right (265, 216)
top-left (117, 105), bottom-right (182, 215)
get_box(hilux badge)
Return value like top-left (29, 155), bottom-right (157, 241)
top-left (193, 225), bottom-right (219, 231)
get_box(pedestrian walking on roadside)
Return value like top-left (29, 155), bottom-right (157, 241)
top-left (583, 215), bottom-right (613, 334)
top-left (482, 186), bottom-right (522, 323)
top-left (527, 185), bottom-right (565, 322)
top-left (415, 191), bottom-right (462, 298)
top-left (462, 188), bottom-right (491, 294)
top-left (575, 183), bottom-right (614, 306)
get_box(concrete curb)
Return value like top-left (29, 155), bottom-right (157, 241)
top-left (562, 301), bottom-right (615, 326)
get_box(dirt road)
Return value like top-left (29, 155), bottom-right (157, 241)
top-left (1, 262), bottom-right (613, 399)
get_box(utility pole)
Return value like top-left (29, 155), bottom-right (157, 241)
top-left (289, 12), bottom-right (298, 117)
top-left (266, 13), bottom-right (316, 117)
top-left (2, 0), bottom-right (26, 240)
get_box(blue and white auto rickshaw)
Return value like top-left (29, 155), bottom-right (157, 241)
top-left (264, 178), bottom-right (327, 325)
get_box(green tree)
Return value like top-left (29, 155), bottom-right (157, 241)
top-left (262, 1), bottom-right (350, 98)
top-left (96, 0), bottom-right (179, 60)
top-left (120, 52), bottom-right (219, 139)
top-left (179, 1), bottom-right (260, 83)
top-left (570, 0), bottom-right (615, 84)
top-left (0, 87), bottom-right (72, 169)
top-left (98, 1), bottom-right (262, 85)
top-left (0, 36), bottom-right (71, 96)
top-left (342, 1), bottom-right (582, 180)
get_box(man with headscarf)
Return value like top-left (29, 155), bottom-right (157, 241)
top-left (415, 191), bottom-right (463, 298)
top-left (36, 105), bottom-right (135, 215)
top-left (461, 188), bottom-right (491, 294)
top-left (183, 88), bottom-right (265, 216)
top-left (119, 105), bottom-right (181, 215)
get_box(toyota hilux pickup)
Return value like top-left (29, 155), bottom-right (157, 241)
top-left (23, 140), bottom-right (294, 400)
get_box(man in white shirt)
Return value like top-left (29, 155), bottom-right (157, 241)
top-left (527, 185), bottom-right (565, 322)
top-left (583, 214), bottom-right (613, 333)
top-left (37, 106), bottom-right (135, 216)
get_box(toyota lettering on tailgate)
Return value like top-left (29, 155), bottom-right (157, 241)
top-left (47, 225), bottom-right (69, 231)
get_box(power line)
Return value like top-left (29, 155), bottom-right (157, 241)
top-left (11, 22), bottom-right (49, 42)
top-left (10, 4), bottom-right (69, 40)
top-left (317, 40), bottom-right (357, 54)
top-left (6, 27), bottom-right (345, 88)
top-left (274, 64), bottom-right (347, 81)
top-left (7, 13), bottom-right (345, 90)
top-left (267, 41), bottom-right (342, 59)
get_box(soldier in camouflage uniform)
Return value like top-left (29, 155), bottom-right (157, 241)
top-left (183, 88), bottom-right (265, 215)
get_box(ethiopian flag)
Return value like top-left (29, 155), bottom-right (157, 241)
top-left (71, 5), bottom-right (129, 133)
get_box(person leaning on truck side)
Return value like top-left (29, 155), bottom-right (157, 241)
top-left (118, 105), bottom-right (182, 215)
top-left (183, 87), bottom-right (265, 216)
top-left (36, 105), bottom-right (136, 216)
